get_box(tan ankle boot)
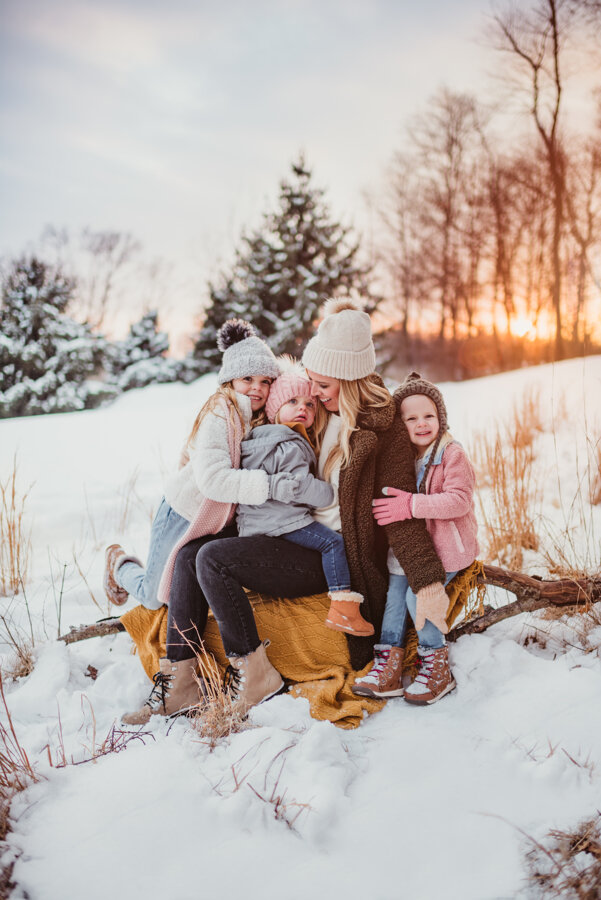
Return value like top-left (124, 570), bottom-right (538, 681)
top-left (121, 657), bottom-right (202, 725)
top-left (325, 590), bottom-right (374, 637)
top-left (225, 640), bottom-right (284, 716)
top-left (403, 645), bottom-right (456, 706)
top-left (351, 645), bottom-right (405, 698)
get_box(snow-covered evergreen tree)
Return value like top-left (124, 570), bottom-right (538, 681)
top-left (106, 310), bottom-right (182, 391)
top-left (0, 257), bottom-right (113, 418)
top-left (192, 157), bottom-right (374, 372)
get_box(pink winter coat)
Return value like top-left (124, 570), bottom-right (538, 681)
top-left (411, 441), bottom-right (479, 573)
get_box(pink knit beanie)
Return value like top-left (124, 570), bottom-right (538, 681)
top-left (266, 366), bottom-right (312, 423)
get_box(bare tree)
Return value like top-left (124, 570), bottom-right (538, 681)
top-left (490, 0), bottom-right (592, 359)
top-left (410, 88), bottom-right (482, 342)
top-left (564, 135), bottom-right (601, 340)
top-left (80, 229), bottom-right (141, 328)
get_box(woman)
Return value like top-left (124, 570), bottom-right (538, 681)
top-left (130, 298), bottom-right (447, 720)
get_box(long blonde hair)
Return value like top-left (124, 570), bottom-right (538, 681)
top-left (185, 382), bottom-right (267, 450)
top-left (314, 374), bottom-right (391, 479)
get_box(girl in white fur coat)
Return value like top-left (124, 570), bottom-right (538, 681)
top-left (103, 320), bottom-right (295, 610)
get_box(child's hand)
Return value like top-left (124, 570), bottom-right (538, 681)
top-left (372, 487), bottom-right (413, 525)
top-left (268, 472), bottom-right (301, 503)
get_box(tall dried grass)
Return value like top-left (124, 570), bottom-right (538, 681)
top-left (188, 644), bottom-right (249, 749)
top-left (0, 458), bottom-right (32, 597)
top-left (471, 389), bottom-right (542, 570)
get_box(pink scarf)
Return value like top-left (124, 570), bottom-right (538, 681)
top-left (157, 398), bottom-right (243, 605)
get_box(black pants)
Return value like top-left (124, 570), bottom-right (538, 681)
top-left (166, 532), bottom-right (326, 660)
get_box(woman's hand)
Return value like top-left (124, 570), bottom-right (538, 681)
top-left (372, 487), bottom-right (413, 525)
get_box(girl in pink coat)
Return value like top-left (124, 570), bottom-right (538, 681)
top-left (353, 372), bottom-right (478, 706)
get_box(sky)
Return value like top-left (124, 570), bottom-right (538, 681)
top-left (0, 0), bottom-right (597, 344)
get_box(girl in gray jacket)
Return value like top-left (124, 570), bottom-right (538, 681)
top-left (237, 361), bottom-right (374, 638)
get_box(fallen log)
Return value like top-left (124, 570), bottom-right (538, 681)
top-left (449, 564), bottom-right (600, 641)
top-left (58, 564), bottom-right (601, 646)
top-left (59, 618), bottom-right (124, 644)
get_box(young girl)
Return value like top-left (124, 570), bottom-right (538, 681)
top-left (236, 360), bottom-right (374, 637)
top-left (353, 371), bottom-right (479, 706)
top-left (104, 318), bottom-right (285, 620)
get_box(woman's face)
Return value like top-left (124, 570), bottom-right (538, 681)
top-left (232, 375), bottom-right (272, 412)
top-left (305, 370), bottom-right (341, 413)
top-left (277, 395), bottom-right (316, 427)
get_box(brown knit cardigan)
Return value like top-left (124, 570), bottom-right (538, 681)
top-left (338, 380), bottom-right (446, 669)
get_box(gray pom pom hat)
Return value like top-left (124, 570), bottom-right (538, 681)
top-left (217, 319), bottom-right (280, 384)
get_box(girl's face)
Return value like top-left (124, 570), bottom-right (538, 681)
top-left (278, 395), bottom-right (316, 427)
top-left (232, 375), bottom-right (272, 412)
top-left (305, 370), bottom-right (341, 413)
top-left (401, 395), bottom-right (440, 450)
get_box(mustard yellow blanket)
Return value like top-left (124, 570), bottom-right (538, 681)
top-left (120, 562), bottom-right (483, 730)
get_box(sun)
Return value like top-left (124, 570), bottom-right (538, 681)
top-left (510, 316), bottom-right (535, 339)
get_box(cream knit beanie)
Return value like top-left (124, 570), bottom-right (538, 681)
top-left (302, 298), bottom-right (376, 380)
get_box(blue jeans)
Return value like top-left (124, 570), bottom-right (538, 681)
top-left (282, 521), bottom-right (350, 592)
top-left (117, 497), bottom-right (190, 610)
top-left (380, 571), bottom-right (458, 650)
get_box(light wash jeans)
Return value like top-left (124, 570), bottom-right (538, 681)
top-left (283, 521), bottom-right (350, 592)
top-left (380, 571), bottom-right (458, 650)
top-left (116, 497), bottom-right (189, 610)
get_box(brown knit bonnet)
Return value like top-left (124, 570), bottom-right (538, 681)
top-left (395, 371), bottom-right (449, 493)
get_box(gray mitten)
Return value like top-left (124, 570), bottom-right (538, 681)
top-left (268, 472), bottom-right (301, 503)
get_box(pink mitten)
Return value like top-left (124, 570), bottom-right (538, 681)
top-left (415, 582), bottom-right (450, 634)
top-left (372, 487), bottom-right (413, 525)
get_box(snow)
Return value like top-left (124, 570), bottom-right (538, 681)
top-left (1, 357), bottom-right (601, 899)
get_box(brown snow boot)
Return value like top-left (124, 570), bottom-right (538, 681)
top-left (351, 645), bottom-right (405, 698)
top-left (325, 590), bottom-right (374, 637)
top-left (403, 645), bottom-right (456, 706)
top-left (225, 640), bottom-right (284, 716)
top-left (104, 544), bottom-right (142, 607)
top-left (121, 657), bottom-right (203, 725)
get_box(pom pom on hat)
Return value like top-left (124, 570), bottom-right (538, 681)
top-left (216, 318), bottom-right (279, 384)
top-left (302, 296), bottom-right (376, 380)
top-left (217, 318), bottom-right (256, 352)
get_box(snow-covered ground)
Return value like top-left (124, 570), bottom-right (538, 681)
top-left (1, 357), bottom-right (600, 900)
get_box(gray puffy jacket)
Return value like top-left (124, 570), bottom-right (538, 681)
top-left (236, 424), bottom-right (335, 537)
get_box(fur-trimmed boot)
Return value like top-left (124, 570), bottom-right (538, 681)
top-left (103, 543), bottom-right (142, 606)
top-left (325, 590), bottom-right (374, 637)
top-left (225, 640), bottom-right (285, 716)
top-left (351, 645), bottom-right (405, 698)
top-left (403, 645), bottom-right (456, 706)
top-left (121, 657), bottom-right (203, 725)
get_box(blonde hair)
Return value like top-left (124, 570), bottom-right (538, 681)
top-left (185, 382), bottom-right (267, 450)
top-left (313, 374), bottom-right (391, 479)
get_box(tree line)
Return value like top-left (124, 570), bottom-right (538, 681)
top-left (1, 0), bottom-right (600, 417)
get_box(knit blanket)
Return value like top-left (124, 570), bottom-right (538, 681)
top-left (120, 560), bottom-right (483, 730)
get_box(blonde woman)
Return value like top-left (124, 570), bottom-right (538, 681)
top-left (160, 299), bottom-right (448, 717)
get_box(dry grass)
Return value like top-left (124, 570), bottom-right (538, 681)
top-left (525, 813), bottom-right (601, 899)
top-left (589, 439), bottom-right (601, 506)
top-left (0, 458), bottom-right (32, 597)
top-left (188, 644), bottom-right (249, 750)
top-left (0, 672), bottom-right (39, 897)
top-left (472, 417), bottom-right (541, 570)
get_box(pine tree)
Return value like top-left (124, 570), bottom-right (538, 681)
top-left (192, 157), bottom-right (374, 372)
top-left (106, 310), bottom-right (182, 390)
top-left (0, 257), bottom-right (112, 417)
